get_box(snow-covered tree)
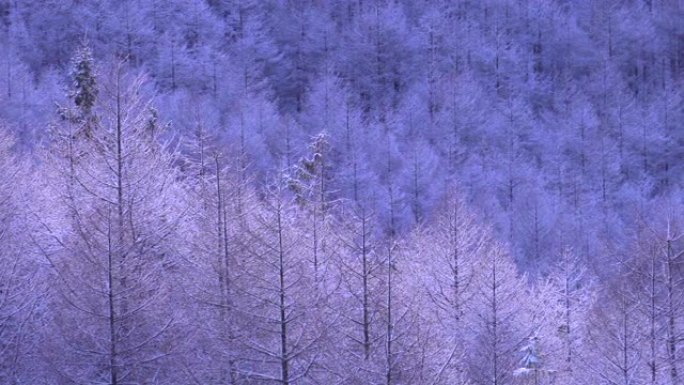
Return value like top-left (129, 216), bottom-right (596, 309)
top-left (239, 172), bottom-right (326, 384)
top-left (41, 62), bottom-right (187, 384)
top-left (466, 244), bottom-right (530, 385)
top-left (0, 126), bottom-right (46, 384)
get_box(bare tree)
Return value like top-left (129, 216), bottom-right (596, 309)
top-left (0, 126), bottom-right (45, 385)
top-left (639, 203), bottom-right (684, 385)
top-left (531, 248), bottom-right (595, 384)
top-left (179, 127), bottom-right (254, 384)
top-left (466, 244), bottom-right (528, 385)
top-left (40, 59), bottom-right (185, 384)
top-left (238, 172), bottom-right (324, 384)
top-left (585, 259), bottom-right (644, 385)
top-left (408, 189), bottom-right (489, 384)
top-left (327, 201), bottom-right (387, 383)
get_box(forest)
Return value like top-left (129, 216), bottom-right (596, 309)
top-left (0, 0), bottom-right (683, 384)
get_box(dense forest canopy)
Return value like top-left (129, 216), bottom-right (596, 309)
top-left (0, 0), bottom-right (682, 384)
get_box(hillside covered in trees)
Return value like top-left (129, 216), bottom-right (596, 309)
top-left (0, 0), bottom-right (682, 384)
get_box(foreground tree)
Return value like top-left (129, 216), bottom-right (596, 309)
top-left (179, 128), bottom-right (254, 383)
top-left (585, 254), bottom-right (644, 385)
top-left (239, 172), bottom-right (326, 384)
top-left (637, 202), bottom-right (684, 385)
top-left (408, 189), bottom-right (489, 384)
top-left (40, 57), bottom-right (186, 384)
top-left (542, 248), bottom-right (594, 384)
top-left (0, 126), bottom-right (45, 384)
top-left (466, 243), bottom-right (529, 385)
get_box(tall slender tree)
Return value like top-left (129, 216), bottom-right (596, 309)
top-left (239, 172), bottom-right (324, 384)
top-left (0, 126), bottom-right (45, 385)
top-left (41, 58), bottom-right (186, 384)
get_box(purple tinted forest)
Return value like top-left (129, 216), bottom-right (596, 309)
top-left (0, 0), bottom-right (683, 384)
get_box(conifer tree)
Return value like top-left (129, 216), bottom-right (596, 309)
top-left (43, 61), bottom-right (186, 384)
top-left (0, 126), bottom-right (44, 384)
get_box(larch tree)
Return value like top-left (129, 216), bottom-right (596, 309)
top-left (585, 257), bottom-right (645, 385)
top-left (379, 238), bottom-right (430, 385)
top-left (329, 201), bottom-right (386, 383)
top-left (466, 243), bottom-right (529, 385)
top-left (40, 55), bottom-right (186, 384)
top-left (641, 201), bottom-right (684, 385)
top-left (531, 247), bottom-right (594, 384)
top-left (632, 213), bottom-right (669, 385)
top-left (289, 131), bottom-right (334, 283)
top-left (239, 172), bottom-right (325, 384)
top-left (0, 126), bottom-right (45, 385)
top-left (409, 188), bottom-right (489, 384)
top-left (177, 125), bottom-right (255, 384)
